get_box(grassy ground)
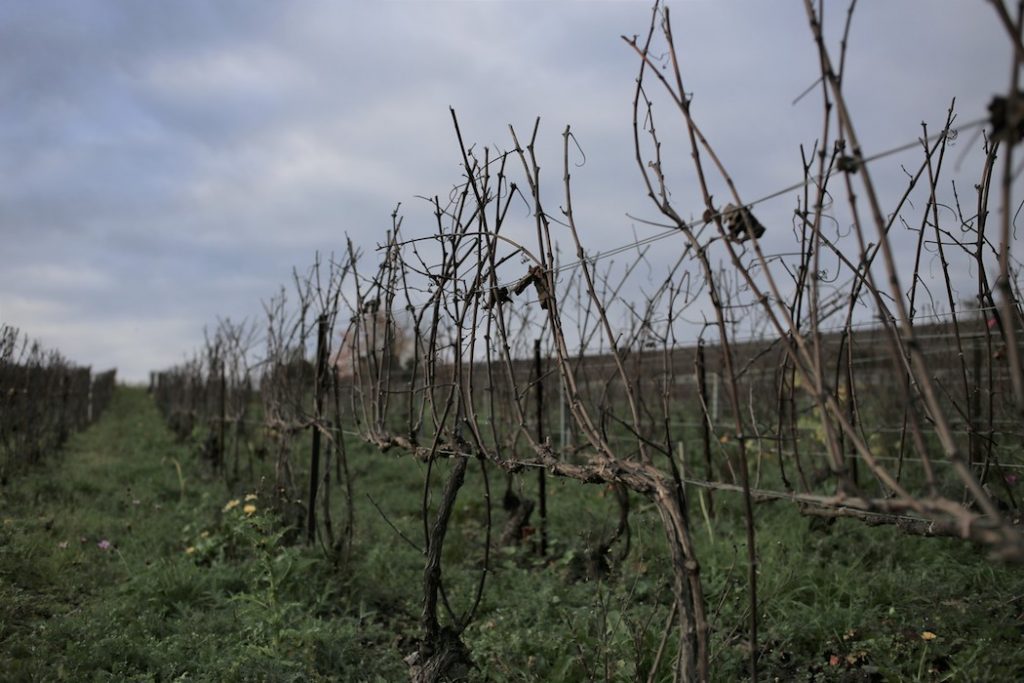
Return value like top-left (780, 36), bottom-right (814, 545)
top-left (1, 387), bottom-right (1022, 681)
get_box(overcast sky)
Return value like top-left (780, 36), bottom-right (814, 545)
top-left (0, 1), bottom-right (1012, 383)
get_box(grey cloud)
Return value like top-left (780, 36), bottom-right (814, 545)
top-left (0, 1), bottom-right (1011, 381)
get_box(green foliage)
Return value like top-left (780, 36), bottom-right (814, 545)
top-left (691, 501), bottom-right (1024, 681)
top-left (1, 387), bottom-right (1022, 681)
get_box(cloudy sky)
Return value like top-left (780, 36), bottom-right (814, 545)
top-left (0, 1), bottom-right (1012, 382)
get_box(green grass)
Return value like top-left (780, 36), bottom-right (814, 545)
top-left (0, 388), bottom-right (405, 682)
top-left (1, 387), bottom-right (1022, 681)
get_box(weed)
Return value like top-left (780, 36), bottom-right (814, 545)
top-left (1, 387), bottom-right (1022, 681)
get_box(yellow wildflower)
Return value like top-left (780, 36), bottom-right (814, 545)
top-left (223, 499), bottom-right (240, 512)
top-left (921, 631), bottom-right (937, 641)
top-left (200, 530), bottom-right (210, 539)
top-left (185, 546), bottom-right (196, 555)
top-left (244, 493), bottom-right (258, 501)
top-left (243, 504), bottom-right (257, 516)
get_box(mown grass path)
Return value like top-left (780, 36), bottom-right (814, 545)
top-left (0, 387), bottom-right (403, 682)
top-left (1, 387), bottom-right (202, 676)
